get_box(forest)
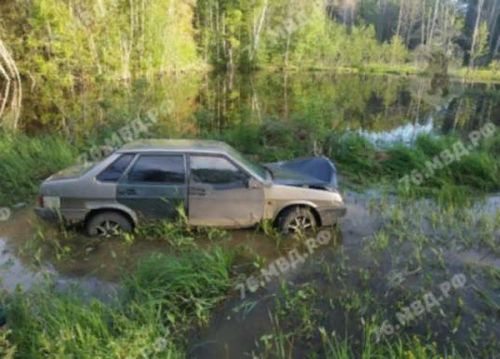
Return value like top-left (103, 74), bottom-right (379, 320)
top-left (0, 0), bottom-right (499, 80)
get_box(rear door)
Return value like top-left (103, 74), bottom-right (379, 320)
top-left (117, 154), bottom-right (187, 219)
top-left (188, 154), bottom-right (264, 227)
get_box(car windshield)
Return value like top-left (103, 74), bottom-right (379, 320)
top-left (226, 146), bottom-right (269, 180)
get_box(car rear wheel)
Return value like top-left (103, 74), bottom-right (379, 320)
top-left (86, 211), bottom-right (132, 238)
top-left (278, 206), bottom-right (318, 235)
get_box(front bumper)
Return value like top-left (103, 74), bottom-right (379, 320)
top-left (318, 206), bottom-right (347, 226)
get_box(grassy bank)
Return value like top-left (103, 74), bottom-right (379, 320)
top-left (217, 120), bottom-right (500, 200)
top-left (1, 122), bottom-right (499, 207)
top-left (0, 132), bottom-right (76, 206)
top-left (260, 63), bottom-right (500, 83)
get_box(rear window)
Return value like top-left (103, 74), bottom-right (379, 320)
top-left (128, 155), bottom-right (185, 184)
top-left (97, 154), bottom-right (134, 182)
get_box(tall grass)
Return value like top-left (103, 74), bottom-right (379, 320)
top-left (218, 118), bottom-right (500, 200)
top-left (125, 246), bottom-right (235, 327)
top-left (4, 246), bottom-right (235, 358)
top-left (2, 122), bottom-right (499, 207)
top-left (0, 132), bottom-right (76, 205)
top-left (328, 132), bottom-right (500, 202)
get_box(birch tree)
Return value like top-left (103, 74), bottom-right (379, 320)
top-left (0, 38), bottom-right (22, 130)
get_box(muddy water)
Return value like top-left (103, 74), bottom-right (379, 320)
top-left (0, 208), bottom-right (121, 299)
top-left (0, 192), bottom-right (498, 356)
top-left (0, 206), bottom-right (282, 295)
top-left (188, 194), bottom-right (380, 358)
top-left (188, 193), bottom-right (500, 358)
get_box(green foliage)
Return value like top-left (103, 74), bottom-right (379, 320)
top-left (0, 131), bottom-right (76, 205)
top-left (125, 246), bottom-right (235, 326)
top-left (130, 204), bottom-right (228, 247)
top-left (6, 287), bottom-right (183, 358)
top-left (5, 246), bottom-right (235, 358)
top-left (195, 0), bottom-right (406, 71)
top-left (470, 21), bottom-right (490, 67)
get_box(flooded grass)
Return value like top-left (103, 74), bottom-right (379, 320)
top-left (0, 193), bottom-right (498, 357)
top-left (188, 193), bottom-right (499, 358)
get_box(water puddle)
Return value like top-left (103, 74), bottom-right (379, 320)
top-left (0, 237), bottom-right (54, 292)
top-left (0, 206), bottom-right (282, 296)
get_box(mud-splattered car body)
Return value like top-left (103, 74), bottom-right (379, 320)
top-left (35, 140), bottom-right (346, 236)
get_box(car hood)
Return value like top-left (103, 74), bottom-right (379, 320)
top-left (264, 156), bottom-right (338, 190)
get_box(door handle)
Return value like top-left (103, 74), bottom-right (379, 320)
top-left (118, 188), bottom-right (137, 195)
top-left (190, 187), bottom-right (206, 196)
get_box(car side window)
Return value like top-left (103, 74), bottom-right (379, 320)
top-left (128, 155), bottom-right (185, 184)
top-left (190, 156), bottom-right (248, 186)
top-left (97, 154), bottom-right (134, 182)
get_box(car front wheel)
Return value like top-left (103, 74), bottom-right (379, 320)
top-left (278, 206), bottom-right (318, 234)
top-left (86, 211), bottom-right (133, 238)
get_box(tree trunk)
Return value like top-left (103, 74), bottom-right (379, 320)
top-left (284, 32), bottom-right (291, 68)
top-left (251, 0), bottom-right (268, 62)
top-left (428, 0), bottom-right (440, 46)
top-left (0, 39), bottom-right (22, 130)
top-left (395, 2), bottom-right (404, 38)
top-left (470, 0), bottom-right (485, 67)
top-left (421, 0), bottom-right (426, 45)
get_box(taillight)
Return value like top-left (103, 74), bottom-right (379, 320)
top-left (37, 196), bottom-right (44, 208)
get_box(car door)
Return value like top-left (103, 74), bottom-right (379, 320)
top-left (117, 154), bottom-right (187, 220)
top-left (188, 154), bottom-right (264, 228)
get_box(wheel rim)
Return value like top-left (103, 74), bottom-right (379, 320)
top-left (95, 220), bottom-right (122, 238)
top-left (287, 215), bottom-right (314, 233)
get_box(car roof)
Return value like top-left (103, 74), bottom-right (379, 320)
top-left (117, 139), bottom-right (232, 154)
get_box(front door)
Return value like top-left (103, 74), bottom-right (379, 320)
top-left (188, 155), bottom-right (264, 227)
top-left (117, 154), bottom-right (187, 220)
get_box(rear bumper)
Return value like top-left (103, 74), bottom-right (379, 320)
top-left (35, 207), bottom-right (87, 225)
top-left (34, 207), bottom-right (60, 224)
top-left (318, 206), bottom-right (347, 226)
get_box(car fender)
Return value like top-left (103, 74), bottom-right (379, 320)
top-left (271, 200), bottom-right (319, 222)
top-left (84, 201), bottom-right (139, 226)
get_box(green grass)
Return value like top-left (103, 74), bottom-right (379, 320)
top-left (128, 205), bottom-right (229, 247)
top-left (0, 132), bottom-right (76, 206)
top-left (4, 246), bottom-right (236, 358)
top-left (2, 123), bottom-right (498, 208)
top-left (248, 198), bottom-right (499, 358)
top-left (333, 132), bottom-right (500, 203)
top-left (218, 120), bottom-right (500, 200)
top-left (451, 68), bottom-right (500, 83)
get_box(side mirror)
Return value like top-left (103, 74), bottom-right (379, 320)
top-left (247, 177), bottom-right (263, 189)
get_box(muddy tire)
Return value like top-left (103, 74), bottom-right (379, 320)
top-left (277, 206), bottom-right (317, 234)
top-left (85, 211), bottom-right (132, 238)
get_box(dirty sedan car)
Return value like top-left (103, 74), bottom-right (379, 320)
top-left (35, 140), bottom-right (346, 237)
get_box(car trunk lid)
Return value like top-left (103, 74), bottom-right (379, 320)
top-left (47, 162), bottom-right (96, 181)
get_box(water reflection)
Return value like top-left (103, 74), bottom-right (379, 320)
top-left (356, 118), bottom-right (434, 146)
top-left (22, 72), bottom-right (499, 145)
